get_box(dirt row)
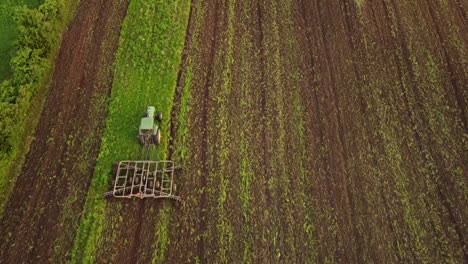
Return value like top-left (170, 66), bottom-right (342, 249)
top-left (165, 0), bottom-right (467, 263)
top-left (0, 0), bottom-right (129, 262)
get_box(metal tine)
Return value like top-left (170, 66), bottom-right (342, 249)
top-left (110, 160), bottom-right (179, 200)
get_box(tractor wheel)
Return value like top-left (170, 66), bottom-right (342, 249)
top-left (153, 129), bottom-right (161, 145)
top-left (156, 112), bottom-right (163, 121)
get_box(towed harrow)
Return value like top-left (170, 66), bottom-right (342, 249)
top-left (103, 160), bottom-right (180, 201)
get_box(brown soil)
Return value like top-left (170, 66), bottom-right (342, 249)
top-left (1, 0), bottom-right (465, 262)
top-left (164, 0), bottom-right (467, 263)
top-left (0, 0), bottom-right (128, 262)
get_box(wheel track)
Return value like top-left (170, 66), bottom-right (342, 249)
top-left (129, 0), bottom-right (197, 262)
top-left (312, 0), bottom-right (357, 261)
top-left (168, 1), bottom-right (195, 163)
top-left (30, 0), bottom-right (114, 256)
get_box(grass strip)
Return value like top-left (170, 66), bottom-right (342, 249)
top-left (70, 0), bottom-right (190, 262)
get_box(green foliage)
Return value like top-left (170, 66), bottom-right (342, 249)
top-left (0, 0), bottom-right (43, 81)
top-left (0, 0), bottom-right (71, 152)
top-left (0, 0), bottom-right (80, 217)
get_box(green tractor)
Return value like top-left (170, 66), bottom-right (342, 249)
top-left (138, 106), bottom-right (162, 145)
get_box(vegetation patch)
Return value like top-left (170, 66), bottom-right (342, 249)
top-left (0, 0), bottom-right (80, 218)
top-left (0, 0), bottom-right (43, 81)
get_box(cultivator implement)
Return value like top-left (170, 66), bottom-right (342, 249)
top-left (104, 160), bottom-right (180, 201)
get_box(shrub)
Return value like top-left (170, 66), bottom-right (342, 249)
top-left (0, 0), bottom-right (79, 216)
top-left (0, 0), bottom-right (75, 154)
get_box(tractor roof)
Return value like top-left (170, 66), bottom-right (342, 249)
top-left (140, 117), bottom-right (154, 130)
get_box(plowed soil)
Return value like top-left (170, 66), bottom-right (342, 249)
top-left (79, 0), bottom-right (466, 262)
top-left (1, 0), bottom-right (466, 263)
top-left (165, 0), bottom-right (467, 263)
top-left (0, 0), bottom-right (128, 262)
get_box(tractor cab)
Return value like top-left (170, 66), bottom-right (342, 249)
top-left (138, 106), bottom-right (162, 145)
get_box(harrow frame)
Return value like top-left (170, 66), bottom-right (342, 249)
top-left (105, 160), bottom-right (180, 201)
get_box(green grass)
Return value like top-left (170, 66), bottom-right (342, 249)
top-left (0, 0), bottom-right (43, 81)
top-left (70, 0), bottom-right (191, 262)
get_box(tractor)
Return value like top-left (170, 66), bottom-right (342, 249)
top-left (103, 106), bottom-right (181, 201)
top-left (138, 106), bottom-right (162, 145)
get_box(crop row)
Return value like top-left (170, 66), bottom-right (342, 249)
top-left (167, 0), bottom-right (322, 262)
top-left (55, 0), bottom-right (468, 262)
top-left (315, 0), bottom-right (468, 262)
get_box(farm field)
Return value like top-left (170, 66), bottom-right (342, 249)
top-left (0, 0), bottom-right (467, 263)
top-left (166, 0), bottom-right (467, 262)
